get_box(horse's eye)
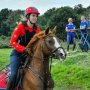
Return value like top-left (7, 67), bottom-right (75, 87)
top-left (49, 40), bottom-right (54, 44)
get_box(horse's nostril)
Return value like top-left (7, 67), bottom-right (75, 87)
top-left (60, 53), bottom-right (63, 56)
top-left (52, 53), bottom-right (56, 57)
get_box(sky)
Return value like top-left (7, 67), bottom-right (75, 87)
top-left (0, 0), bottom-right (90, 15)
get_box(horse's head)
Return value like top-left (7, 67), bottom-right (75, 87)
top-left (26, 26), bottom-right (66, 61)
top-left (41, 26), bottom-right (66, 60)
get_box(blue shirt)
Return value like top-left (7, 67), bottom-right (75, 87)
top-left (66, 23), bottom-right (75, 35)
top-left (80, 21), bottom-right (87, 29)
top-left (87, 20), bottom-right (90, 27)
top-left (80, 21), bottom-right (87, 33)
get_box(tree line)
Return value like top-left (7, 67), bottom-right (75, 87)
top-left (0, 4), bottom-right (90, 40)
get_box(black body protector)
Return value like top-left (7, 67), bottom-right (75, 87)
top-left (17, 23), bottom-right (37, 47)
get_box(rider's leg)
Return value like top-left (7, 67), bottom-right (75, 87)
top-left (7, 50), bottom-right (22, 90)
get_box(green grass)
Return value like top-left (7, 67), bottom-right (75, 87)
top-left (52, 50), bottom-right (90, 90)
top-left (0, 48), bottom-right (90, 90)
top-left (52, 64), bottom-right (90, 90)
top-left (0, 48), bottom-right (12, 69)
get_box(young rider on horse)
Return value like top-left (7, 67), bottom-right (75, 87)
top-left (7, 7), bottom-right (41, 90)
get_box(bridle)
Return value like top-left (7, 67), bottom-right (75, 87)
top-left (43, 36), bottom-right (65, 56)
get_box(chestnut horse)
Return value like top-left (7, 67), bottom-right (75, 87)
top-left (22, 27), bottom-right (66, 90)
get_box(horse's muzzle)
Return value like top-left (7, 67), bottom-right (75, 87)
top-left (53, 47), bottom-right (67, 61)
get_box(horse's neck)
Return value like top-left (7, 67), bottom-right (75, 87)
top-left (30, 40), bottom-right (50, 76)
top-left (30, 43), bottom-right (45, 74)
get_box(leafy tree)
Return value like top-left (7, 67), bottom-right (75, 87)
top-left (74, 4), bottom-right (86, 15)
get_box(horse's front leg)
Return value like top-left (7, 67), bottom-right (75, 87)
top-left (46, 77), bottom-right (54, 90)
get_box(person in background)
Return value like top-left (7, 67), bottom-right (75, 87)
top-left (66, 18), bottom-right (76, 51)
top-left (87, 14), bottom-right (90, 29)
top-left (79, 15), bottom-right (89, 52)
top-left (87, 14), bottom-right (90, 44)
top-left (7, 6), bottom-right (41, 90)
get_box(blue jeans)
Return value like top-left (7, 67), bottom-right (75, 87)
top-left (80, 31), bottom-right (89, 51)
top-left (10, 49), bottom-right (22, 82)
top-left (67, 32), bottom-right (75, 44)
top-left (88, 35), bottom-right (90, 44)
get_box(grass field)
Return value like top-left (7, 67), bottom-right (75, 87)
top-left (0, 48), bottom-right (12, 69)
top-left (0, 47), bottom-right (90, 90)
top-left (52, 50), bottom-right (90, 90)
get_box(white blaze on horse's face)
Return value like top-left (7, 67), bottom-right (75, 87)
top-left (53, 37), bottom-right (60, 48)
top-left (53, 37), bottom-right (66, 60)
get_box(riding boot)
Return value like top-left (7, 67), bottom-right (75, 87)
top-left (7, 79), bottom-right (16, 90)
top-left (67, 45), bottom-right (69, 51)
top-left (72, 43), bottom-right (76, 51)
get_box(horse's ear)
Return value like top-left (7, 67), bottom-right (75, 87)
top-left (45, 27), bottom-right (49, 35)
top-left (52, 26), bottom-right (57, 34)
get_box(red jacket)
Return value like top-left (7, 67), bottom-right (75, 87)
top-left (10, 23), bottom-right (41, 53)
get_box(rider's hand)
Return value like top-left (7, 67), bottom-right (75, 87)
top-left (22, 48), bottom-right (30, 58)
